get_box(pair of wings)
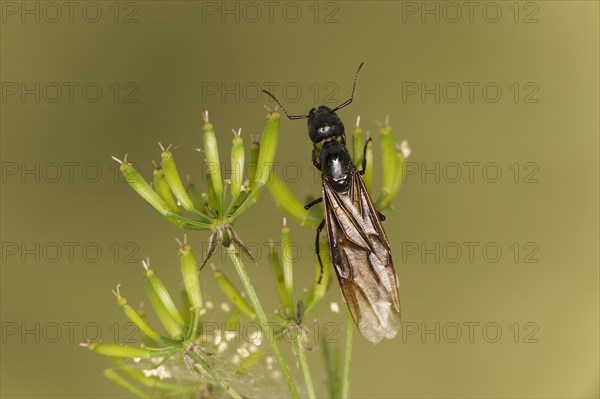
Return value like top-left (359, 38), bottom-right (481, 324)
top-left (322, 167), bottom-right (401, 344)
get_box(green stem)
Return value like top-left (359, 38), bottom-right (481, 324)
top-left (103, 368), bottom-right (151, 399)
top-left (226, 244), bottom-right (300, 399)
top-left (294, 337), bottom-right (316, 399)
top-left (321, 340), bottom-right (340, 398)
top-left (341, 313), bottom-right (353, 399)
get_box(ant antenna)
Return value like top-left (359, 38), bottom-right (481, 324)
top-left (331, 62), bottom-right (364, 113)
top-left (261, 90), bottom-right (309, 120)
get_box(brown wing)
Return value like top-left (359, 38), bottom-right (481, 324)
top-left (322, 168), bottom-right (401, 344)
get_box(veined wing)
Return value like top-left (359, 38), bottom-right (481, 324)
top-left (322, 168), bottom-right (401, 344)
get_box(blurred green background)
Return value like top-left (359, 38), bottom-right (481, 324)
top-left (1, 1), bottom-right (598, 397)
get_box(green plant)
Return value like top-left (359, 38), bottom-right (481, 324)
top-left (84, 110), bottom-right (409, 398)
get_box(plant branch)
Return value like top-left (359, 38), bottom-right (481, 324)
top-left (341, 313), bottom-right (353, 399)
top-left (226, 244), bottom-right (300, 399)
top-left (294, 338), bottom-right (316, 399)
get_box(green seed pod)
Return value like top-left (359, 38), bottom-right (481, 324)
top-left (375, 123), bottom-right (397, 208)
top-left (205, 169), bottom-right (219, 215)
top-left (228, 114), bottom-right (280, 221)
top-left (266, 173), bottom-right (319, 228)
top-left (202, 111), bottom-right (224, 216)
top-left (134, 302), bottom-right (160, 347)
top-left (179, 242), bottom-right (203, 310)
top-left (180, 288), bottom-right (191, 324)
top-left (152, 166), bottom-right (187, 227)
top-left (268, 244), bottom-right (292, 314)
top-left (364, 134), bottom-right (374, 193)
top-left (226, 308), bottom-right (241, 332)
top-left (153, 166), bottom-right (181, 215)
top-left (391, 140), bottom-right (410, 195)
top-left (305, 243), bottom-right (332, 315)
top-left (112, 286), bottom-right (162, 343)
top-left (185, 182), bottom-right (206, 214)
top-left (161, 149), bottom-right (210, 223)
top-left (254, 112), bottom-right (280, 187)
top-left (375, 118), bottom-right (397, 210)
top-left (352, 116), bottom-right (365, 166)
top-left (85, 342), bottom-right (174, 358)
top-left (186, 307), bottom-right (201, 341)
top-left (377, 140), bottom-right (409, 210)
top-left (230, 129), bottom-right (245, 200)
top-left (146, 285), bottom-right (184, 341)
top-left (143, 262), bottom-right (185, 340)
top-left (281, 220), bottom-right (295, 317)
top-left (113, 156), bottom-right (170, 216)
top-left (248, 136), bottom-right (260, 191)
top-left (212, 267), bottom-right (256, 320)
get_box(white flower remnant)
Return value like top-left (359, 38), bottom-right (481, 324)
top-left (248, 329), bottom-right (263, 346)
top-left (330, 302), bottom-right (340, 313)
top-left (225, 331), bottom-right (237, 342)
top-left (400, 140), bottom-right (411, 158)
top-left (213, 330), bottom-right (222, 346)
top-left (237, 346), bottom-right (250, 359)
top-left (217, 342), bottom-right (228, 353)
top-left (142, 365), bottom-right (171, 380)
top-left (265, 356), bottom-right (274, 370)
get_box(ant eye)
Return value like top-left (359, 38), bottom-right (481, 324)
top-left (318, 125), bottom-right (331, 134)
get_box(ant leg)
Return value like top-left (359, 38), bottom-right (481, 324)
top-left (312, 145), bottom-right (321, 170)
top-left (304, 197), bottom-right (323, 210)
top-left (359, 137), bottom-right (373, 175)
top-left (314, 219), bottom-right (326, 284)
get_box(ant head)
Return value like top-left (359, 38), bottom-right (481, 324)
top-left (307, 106), bottom-right (345, 144)
top-left (261, 62), bottom-right (364, 144)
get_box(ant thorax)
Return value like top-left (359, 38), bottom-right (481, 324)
top-left (320, 139), bottom-right (352, 192)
